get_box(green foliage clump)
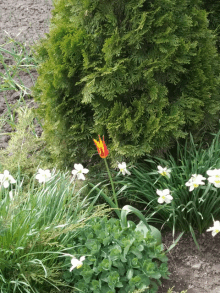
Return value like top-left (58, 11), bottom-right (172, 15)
top-left (62, 217), bottom-right (169, 293)
top-left (202, 0), bottom-right (220, 51)
top-left (0, 106), bottom-right (51, 179)
top-left (115, 129), bottom-right (220, 244)
top-left (0, 169), bottom-right (108, 293)
top-left (33, 0), bottom-right (220, 168)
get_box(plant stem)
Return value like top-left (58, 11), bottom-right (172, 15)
top-left (104, 158), bottom-right (118, 208)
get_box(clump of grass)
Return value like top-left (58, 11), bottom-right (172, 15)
top-left (0, 168), bottom-right (109, 293)
top-left (115, 129), bottom-right (220, 247)
top-left (0, 37), bottom-right (37, 96)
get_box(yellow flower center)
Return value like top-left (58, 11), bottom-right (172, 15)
top-left (162, 195), bottom-right (166, 200)
top-left (77, 264), bottom-right (83, 269)
top-left (193, 183), bottom-right (198, 188)
top-left (215, 229), bottom-right (220, 234)
top-left (215, 180), bottom-right (220, 183)
top-left (161, 172), bottom-right (167, 176)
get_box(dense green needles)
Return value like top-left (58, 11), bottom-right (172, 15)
top-left (33, 0), bottom-right (220, 168)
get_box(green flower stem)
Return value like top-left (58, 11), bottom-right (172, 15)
top-left (104, 158), bottom-right (118, 208)
top-left (88, 182), bottom-right (121, 218)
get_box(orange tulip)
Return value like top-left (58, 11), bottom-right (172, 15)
top-left (93, 135), bottom-right (109, 158)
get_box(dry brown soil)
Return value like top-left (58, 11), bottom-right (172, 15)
top-left (0, 1), bottom-right (220, 292)
top-left (159, 231), bottom-right (220, 293)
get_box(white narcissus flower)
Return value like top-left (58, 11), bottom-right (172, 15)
top-left (36, 169), bottom-right (52, 183)
top-left (156, 189), bottom-right (173, 204)
top-left (157, 166), bottom-right (171, 178)
top-left (0, 170), bottom-right (16, 188)
top-left (70, 256), bottom-right (85, 272)
top-left (118, 162), bottom-right (131, 176)
top-left (206, 169), bottom-right (220, 188)
top-left (185, 174), bottom-right (206, 192)
top-left (71, 164), bottom-right (89, 181)
top-left (207, 221), bottom-right (220, 237)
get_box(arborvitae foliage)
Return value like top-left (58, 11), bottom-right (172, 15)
top-left (33, 0), bottom-right (220, 168)
top-left (202, 0), bottom-right (220, 51)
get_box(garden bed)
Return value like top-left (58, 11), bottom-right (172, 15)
top-left (1, 0), bottom-right (220, 292)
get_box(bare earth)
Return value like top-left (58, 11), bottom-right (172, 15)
top-left (0, 1), bottom-right (220, 292)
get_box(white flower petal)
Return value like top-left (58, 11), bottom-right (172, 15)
top-left (156, 189), bottom-right (163, 196)
top-left (70, 265), bottom-right (76, 272)
top-left (163, 189), bottom-right (171, 196)
top-left (208, 177), bottom-right (215, 183)
top-left (157, 165), bottom-right (163, 172)
top-left (165, 195), bottom-right (173, 204)
top-left (71, 258), bottom-right (79, 266)
top-left (80, 256), bottom-right (86, 262)
top-left (158, 197), bottom-right (164, 204)
top-left (189, 185), bottom-right (194, 192)
top-left (45, 170), bottom-right (51, 176)
top-left (121, 162), bottom-right (126, 168)
top-left (3, 170), bottom-right (10, 176)
top-left (9, 175), bottom-right (16, 184)
top-left (207, 221), bottom-right (220, 237)
top-left (74, 164), bottom-right (83, 171)
top-left (3, 181), bottom-right (9, 188)
top-left (77, 173), bottom-right (86, 180)
top-left (118, 163), bottom-right (123, 169)
top-left (185, 180), bottom-right (191, 186)
top-left (207, 169), bottom-right (220, 177)
top-left (214, 221), bottom-right (220, 229)
top-left (164, 198), bottom-right (171, 204)
top-left (126, 170), bottom-right (131, 176)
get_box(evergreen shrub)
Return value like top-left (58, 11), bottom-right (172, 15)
top-left (202, 0), bottom-right (220, 51)
top-left (33, 0), bottom-right (220, 168)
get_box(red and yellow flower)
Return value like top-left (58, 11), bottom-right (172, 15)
top-left (93, 135), bottom-right (109, 158)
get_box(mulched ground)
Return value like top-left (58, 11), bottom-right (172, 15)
top-left (1, 1), bottom-right (220, 292)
